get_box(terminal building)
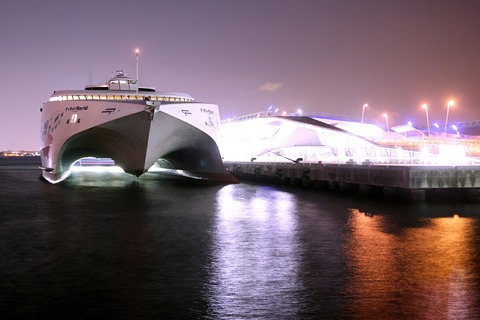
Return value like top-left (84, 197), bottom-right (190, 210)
top-left (219, 111), bottom-right (478, 165)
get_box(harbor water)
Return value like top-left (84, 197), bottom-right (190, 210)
top-left (1, 162), bottom-right (480, 319)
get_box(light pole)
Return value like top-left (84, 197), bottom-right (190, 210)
top-left (361, 103), bottom-right (368, 123)
top-left (383, 113), bottom-right (389, 133)
top-left (445, 100), bottom-right (455, 135)
top-left (422, 103), bottom-right (430, 137)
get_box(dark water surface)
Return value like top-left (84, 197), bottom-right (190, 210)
top-left (1, 166), bottom-right (480, 319)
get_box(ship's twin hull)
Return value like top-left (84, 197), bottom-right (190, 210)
top-left (41, 103), bottom-right (237, 184)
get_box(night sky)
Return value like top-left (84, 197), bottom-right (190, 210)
top-left (1, 0), bottom-right (480, 150)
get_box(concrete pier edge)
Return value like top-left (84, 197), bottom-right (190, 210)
top-left (224, 161), bottom-right (480, 201)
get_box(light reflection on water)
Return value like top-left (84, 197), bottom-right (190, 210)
top-left (346, 209), bottom-right (479, 319)
top-left (1, 169), bottom-right (480, 318)
top-left (208, 185), bottom-right (302, 319)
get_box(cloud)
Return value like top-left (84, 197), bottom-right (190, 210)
top-left (259, 82), bottom-right (283, 92)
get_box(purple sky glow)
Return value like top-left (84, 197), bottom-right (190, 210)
top-left (1, 0), bottom-right (480, 150)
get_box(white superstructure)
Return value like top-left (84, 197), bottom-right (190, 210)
top-left (40, 71), bottom-right (237, 183)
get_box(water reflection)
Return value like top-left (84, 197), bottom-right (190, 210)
top-left (346, 209), bottom-right (479, 318)
top-left (208, 185), bottom-right (302, 319)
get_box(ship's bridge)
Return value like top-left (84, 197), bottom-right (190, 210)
top-left (84, 70), bottom-right (155, 92)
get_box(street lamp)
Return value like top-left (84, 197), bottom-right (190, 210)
top-left (361, 103), bottom-right (368, 123)
top-left (383, 113), bottom-right (389, 133)
top-left (445, 100), bottom-right (455, 135)
top-left (422, 103), bottom-right (430, 137)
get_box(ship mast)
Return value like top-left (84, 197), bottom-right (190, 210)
top-left (135, 48), bottom-right (139, 94)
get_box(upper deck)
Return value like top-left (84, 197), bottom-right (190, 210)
top-left (48, 70), bottom-right (195, 103)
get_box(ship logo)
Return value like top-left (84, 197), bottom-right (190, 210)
top-left (102, 108), bottom-right (116, 115)
top-left (205, 117), bottom-right (215, 128)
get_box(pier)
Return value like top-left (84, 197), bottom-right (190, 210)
top-left (224, 161), bottom-right (480, 201)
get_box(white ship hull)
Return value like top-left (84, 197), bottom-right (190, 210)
top-left (40, 76), bottom-right (237, 184)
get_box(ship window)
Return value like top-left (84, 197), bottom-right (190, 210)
top-left (100, 95), bottom-right (107, 100)
top-left (73, 95), bottom-right (79, 100)
top-left (67, 95), bottom-right (73, 100)
top-left (92, 95), bottom-right (100, 99)
top-left (62, 96), bottom-right (67, 101)
top-left (107, 95), bottom-right (114, 100)
top-left (79, 95), bottom-right (86, 100)
top-left (71, 114), bottom-right (78, 123)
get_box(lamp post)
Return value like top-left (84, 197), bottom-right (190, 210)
top-left (445, 100), bottom-right (455, 135)
top-left (361, 103), bottom-right (368, 123)
top-left (383, 113), bottom-right (389, 133)
top-left (422, 103), bottom-right (430, 137)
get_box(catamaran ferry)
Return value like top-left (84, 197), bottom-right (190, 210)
top-left (40, 70), bottom-right (237, 183)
